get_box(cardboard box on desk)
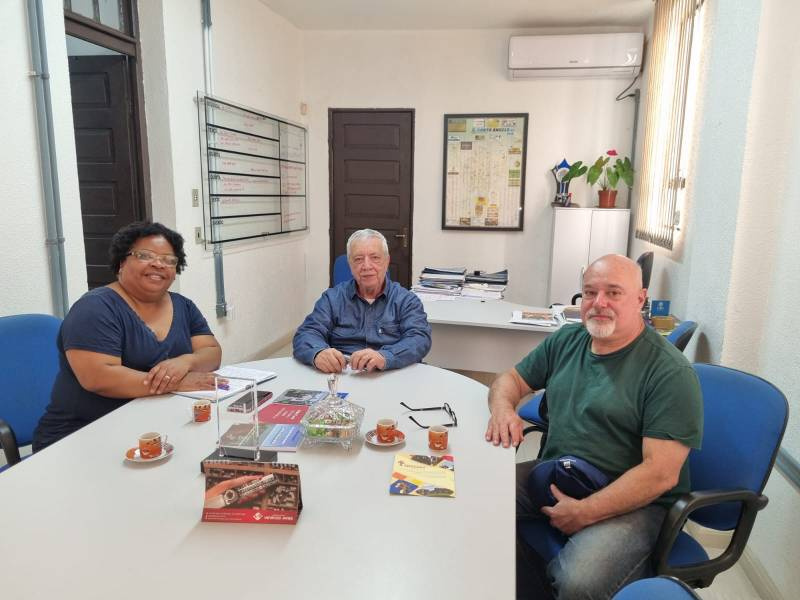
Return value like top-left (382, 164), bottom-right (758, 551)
top-left (201, 458), bottom-right (303, 524)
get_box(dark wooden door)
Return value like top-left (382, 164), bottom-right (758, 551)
top-left (329, 109), bottom-right (414, 288)
top-left (69, 54), bottom-right (140, 288)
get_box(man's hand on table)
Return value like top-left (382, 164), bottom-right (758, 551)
top-left (314, 348), bottom-right (347, 373)
top-left (350, 348), bottom-right (386, 372)
top-left (484, 406), bottom-right (524, 448)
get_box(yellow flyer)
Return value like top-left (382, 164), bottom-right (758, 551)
top-left (389, 453), bottom-right (455, 498)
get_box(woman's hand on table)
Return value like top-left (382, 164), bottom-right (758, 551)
top-left (145, 355), bottom-right (194, 394)
top-left (174, 371), bottom-right (219, 392)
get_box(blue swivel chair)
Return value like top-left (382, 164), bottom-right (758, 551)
top-left (332, 254), bottom-right (352, 286)
top-left (0, 314), bottom-right (62, 471)
top-left (666, 321), bottom-right (697, 352)
top-left (518, 363), bottom-right (788, 590)
top-left (613, 576), bottom-right (700, 599)
top-left (518, 390), bottom-right (547, 456)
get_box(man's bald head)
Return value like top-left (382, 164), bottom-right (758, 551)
top-left (580, 254), bottom-right (647, 353)
top-left (584, 254), bottom-right (643, 289)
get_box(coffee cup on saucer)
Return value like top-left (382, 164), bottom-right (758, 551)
top-left (138, 432), bottom-right (164, 459)
top-left (376, 418), bottom-right (398, 443)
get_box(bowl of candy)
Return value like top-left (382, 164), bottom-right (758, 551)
top-left (300, 374), bottom-right (364, 450)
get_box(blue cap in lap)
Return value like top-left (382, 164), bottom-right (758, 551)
top-left (528, 455), bottom-right (611, 510)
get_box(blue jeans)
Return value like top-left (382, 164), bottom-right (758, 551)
top-left (516, 460), bottom-right (667, 600)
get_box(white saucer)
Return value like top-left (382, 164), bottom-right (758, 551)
top-left (125, 442), bottom-right (174, 463)
top-left (365, 429), bottom-right (405, 447)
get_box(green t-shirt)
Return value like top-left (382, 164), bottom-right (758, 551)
top-left (515, 323), bottom-right (703, 506)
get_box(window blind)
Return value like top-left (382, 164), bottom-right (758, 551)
top-left (635, 0), bottom-right (701, 250)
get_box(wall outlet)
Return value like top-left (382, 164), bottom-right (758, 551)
top-left (192, 188), bottom-right (199, 207)
top-left (194, 227), bottom-right (203, 244)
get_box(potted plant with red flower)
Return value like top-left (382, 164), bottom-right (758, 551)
top-left (586, 149), bottom-right (634, 208)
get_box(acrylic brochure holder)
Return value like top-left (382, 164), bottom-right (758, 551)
top-left (203, 375), bottom-right (303, 524)
top-left (214, 374), bottom-right (267, 461)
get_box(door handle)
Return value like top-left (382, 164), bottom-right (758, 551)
top-left (394, 227), bottom-right (408, 249)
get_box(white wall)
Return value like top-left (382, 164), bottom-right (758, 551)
top-left (631, 0), bottom-right (800, 596)
top-left (138, 0), bottom-right (308, 363)
top-left (719, 0), bottom-right (800, 595)
top-left (0, 0), bottom-right (86, 317)
top-left (303, 28), bottom-right (640, 307)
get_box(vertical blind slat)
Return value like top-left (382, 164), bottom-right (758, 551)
top-left (635, 0), bottom-right (698, 250)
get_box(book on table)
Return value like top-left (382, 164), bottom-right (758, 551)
top-left (389, 453), bottom-right (456, 498)
top-left (270, 388), bottom-right (347, 406)
top-left (257, 402), bottom-right (309, 424)
top-left (202, 459), bottom-right (302, 524)
top-left (175, 365), bottom-right (277, 401)
top-left (257, 424), bottom-right (305, 452)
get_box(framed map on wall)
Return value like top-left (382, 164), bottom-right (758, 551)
top-left (441, 113), bottom-right (528, 231)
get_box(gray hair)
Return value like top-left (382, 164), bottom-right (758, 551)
top-left (346, 229), bottom-right (389, 259)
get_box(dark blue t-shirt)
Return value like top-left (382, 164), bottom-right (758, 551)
top-left (33, 287), bottom-right (213, 450)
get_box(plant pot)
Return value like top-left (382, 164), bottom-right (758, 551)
top-left (598, 189), bottom-right (618, 208)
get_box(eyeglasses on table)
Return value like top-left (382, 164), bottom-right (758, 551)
top-left (400, 401), bottom-right (458, 428)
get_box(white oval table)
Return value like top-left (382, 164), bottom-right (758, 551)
top-left (0, 357), bottom-right (514, 600)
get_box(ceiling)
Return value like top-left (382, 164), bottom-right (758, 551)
top-left (257, 0), bottom-right (653, 31)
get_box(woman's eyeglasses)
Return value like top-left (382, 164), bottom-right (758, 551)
top-left (400, 401), bottom-right (458, 428)
top-left (127, 249), bottom-right (180, 268)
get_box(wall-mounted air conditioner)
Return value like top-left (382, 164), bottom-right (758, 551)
top-left (508, 33), bottom-right (644, 79)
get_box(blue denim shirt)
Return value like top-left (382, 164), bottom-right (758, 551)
top-left (293, 278), bottom-right (432, 370)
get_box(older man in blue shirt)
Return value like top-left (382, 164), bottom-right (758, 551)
top-left (293, 229), bottom-right (432, 373)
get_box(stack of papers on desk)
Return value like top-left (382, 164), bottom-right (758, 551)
top-left (510, 310), bottom-right (565, 328)
top-left (465, 269), bottom-right (508, 285)
top-left (461, 282), bottom-right (506, 300)
top-left (419, 267), bottom-right (466, 285)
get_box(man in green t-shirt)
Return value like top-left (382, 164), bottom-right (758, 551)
top-left (485, 254), bottom-right (703, 599)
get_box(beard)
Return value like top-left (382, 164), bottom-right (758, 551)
top-left (584, 309), bottom-right (616, 338)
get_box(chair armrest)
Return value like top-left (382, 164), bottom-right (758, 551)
top-left (0, 417), bottom-right (22, 466)
top-left (522, 423), bottom-right (547, 436)
top-left (653, 488), bottom-right (768, 586)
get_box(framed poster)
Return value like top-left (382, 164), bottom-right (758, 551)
top-left (442, 113), bottom-right (528, 231)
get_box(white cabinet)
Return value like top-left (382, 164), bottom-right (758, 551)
top-left (547, 207), bottom-right (630, 305)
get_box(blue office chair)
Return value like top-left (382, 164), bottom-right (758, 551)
top-left (332, 254), bottom-right (352, 286)
top-left (518, 363), bottom-right (788, 591)
top-left (613, 576), bottom-right (700, 599)
top-left (518, 391), bottom-right (547, 456)
top-left (666, 321), bottom-right (697, 352)
top-left (0, 314), bottom-right (62, 471)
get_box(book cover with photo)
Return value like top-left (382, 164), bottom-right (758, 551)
top-left (272, 388), bottom-right (348, 406)
top-left (202, 459), bottom-right (302, 524)
top-left (218, 423), bottom-right (265, 460)
top-left (389, 453), bottom-right (456, 498)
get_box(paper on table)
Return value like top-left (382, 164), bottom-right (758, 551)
top-left (175, 365), bottom-right (277, 400)
top-left (509, 310), bottom-right (565, 328)
top-left (414, 292), bottom-right (457, 302)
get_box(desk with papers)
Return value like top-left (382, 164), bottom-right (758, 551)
top-left (421, 298), bottom-right (560, 373)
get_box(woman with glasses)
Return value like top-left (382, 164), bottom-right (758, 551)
top-left (33, 222), bottom-right (222, 451)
